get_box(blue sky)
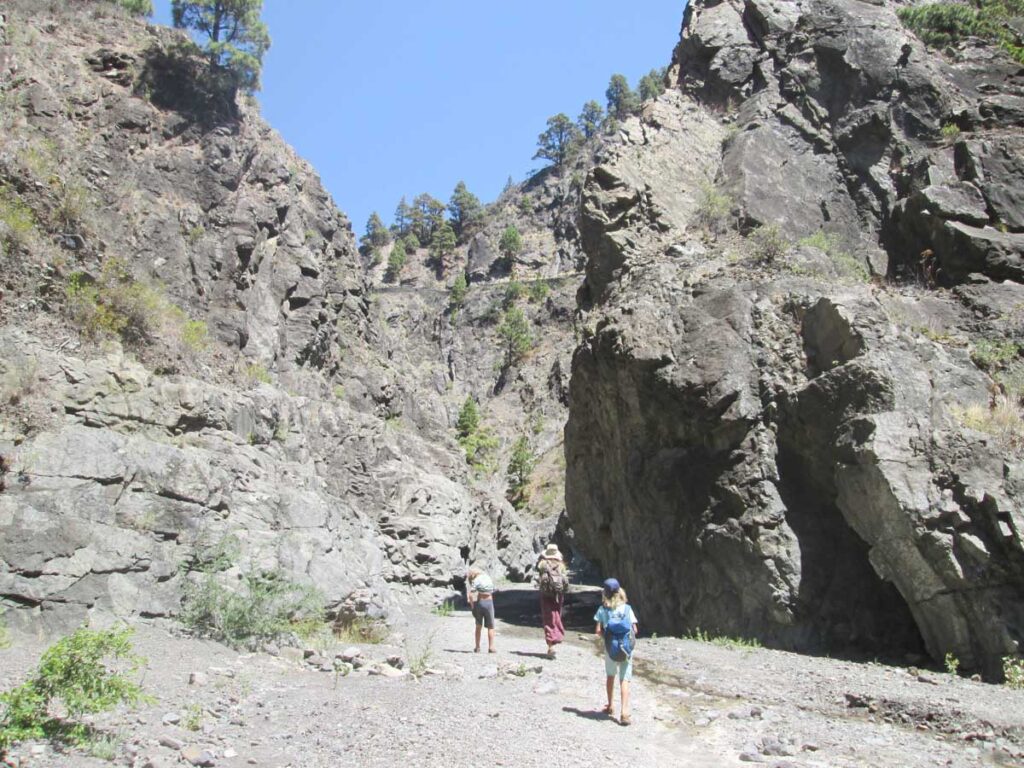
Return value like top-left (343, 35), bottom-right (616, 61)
top-left (151, 1), bottom-right (686, 235)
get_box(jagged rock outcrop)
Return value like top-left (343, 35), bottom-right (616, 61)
top-left (0, 1), bottom-right (536, 633)
top-left (567, 0), bottom-right (1024, 678)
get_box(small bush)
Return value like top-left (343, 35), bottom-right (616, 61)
top-left (695, 183), bottom-right (733, 235)
top-left (86, 733), bottom-right (120, 760)
top-left (528, 281), bottom-right (550, 303)
top-left (898, 1), bottom-right (1024, 64)
top-left (181, 320), bottom-right (210, 352)
top-left (333, 616), bottom-right (388, 645)
top-left (1, 356), bottom-right (38, 406)
top-left (55, 182), bottom-right (90, 232)
top-left (186, 225), bottom-right (205, 245)
top-left (406, 631), bottom-right (437, 678)
top-left (180, 568), bottom-right (324, 649)
top-left (970, 338), bottom-right (1021, 371)
top-left (0, 611), bottom-right (10, 650)
top-left (1005, 655), bottom-right (1024, 689)
top-left (431, 600), bottom-right (454, 618)
top-left (506, 436), bottom-right (535, 510)
top-left (0, 626), bottom-right (145, 750)
top-left (797, 231), bottom-right (869, 282)
top-left (503, 280), bottom-right (526, 308)
top-left (245, 363), bottom-right (272, 385)
top-left (750, 224), bottom-right (789, 264)
top-left (687, 627), bottom-right (761, 649)
top-left (450, 272), bottom-right (468, 308)
top-left (941, 122), bottom-right (961, 141)
top-left (460, 427), bottom-right (499, 473)
top-left (945, 652), bottom-right (960, 675)
top-left (953, 395), bottom-right (1024, 448)
top-left (0, 187), bottom-right (36, 253)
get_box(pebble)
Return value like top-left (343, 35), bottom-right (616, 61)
top-left (160, 736), bottom-right (185, 750)
top-left (162, 712), bottom-right (182, 725)
top-left (180, 745), bottom-right (216, 766)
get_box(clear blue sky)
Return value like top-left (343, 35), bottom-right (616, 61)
top-left (151, 1), bottom-right (686, 235)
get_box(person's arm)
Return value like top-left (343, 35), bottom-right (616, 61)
top-left (595, 622), bottom-right (602, 637)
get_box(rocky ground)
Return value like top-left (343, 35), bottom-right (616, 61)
top-left (2, 587), bottom-right (1022, 768)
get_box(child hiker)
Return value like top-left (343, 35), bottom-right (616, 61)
top-left (467, 565), bottom-right (497, 653)
top-left (594, 577), bottom-right (638, 725)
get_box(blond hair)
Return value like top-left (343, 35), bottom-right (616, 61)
top-left (602, 588), bottom-right (627, 609)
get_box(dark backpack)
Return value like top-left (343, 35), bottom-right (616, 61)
top-left (538, 563), bottom-right (568, 596)
top-left (604, 609), bottom-right (634, 662)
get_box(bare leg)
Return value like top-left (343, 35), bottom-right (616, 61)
top-left (474, 624), bottom-right (481, 651)
top-left (621, 679), bottom-right (631, 720)
top-left (605, 675), bottom-right (615, 712)
top-left (487, 627), bottom-right (495, 651)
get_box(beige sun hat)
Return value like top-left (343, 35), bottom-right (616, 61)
top-left (542, 543), bottom-right (563, 560)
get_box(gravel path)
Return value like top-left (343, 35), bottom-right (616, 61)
top-left (2, 588), bottom-right (1023, 767)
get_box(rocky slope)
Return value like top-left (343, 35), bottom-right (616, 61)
top-left (0, 0), bottom-right (544, 635)
top-left (566, 0), bottom-right (1024, 679)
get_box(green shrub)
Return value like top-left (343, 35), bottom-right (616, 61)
top-left (0, 187), bottom-right (36, 253)
top-left (109, 0), bottom-right (153, 15)
top-left (695, 183), bottom-right (733, 234)
top-left (749, 224), bottom-right (789, 264)
top-left (503, 280), bottom-right (526, 308)
top-left (86, 733), bottom-right (120, 760)
top-left (186, 225), bottom-right (205, 245)
top-left (687, 627), bottom-right (761, 649)
top-left (970, 338), bottom-right (1021, 370)
top-left (245, 363), bottom-right (272, 384)
top-left (945, 652), bottom-right (960, 675)
top-left (180, 568), bottom-right (324, 649)
top-left (898, 1), bottom-right (1024, 64)
top-left (56, 182), bottom-right (90, 232)
top-left (181, 320), bottom-right (210, 352)
top-left (460, 427), bottom-right (499, 473)
top-left (431, 600), bottom-right (454, 618)
top-left (0, 626), bottom-right (145, 750)
top-left (796, 231), bottom-right (869, 282)
top-left (333, 616), bottom-right (389, 645)
top-left (528, 281), bottom-right (550, 303)
top-left (1005, 655), bottom-right (1024, 688)
top-left (941, 122), bottom-right (961, 141)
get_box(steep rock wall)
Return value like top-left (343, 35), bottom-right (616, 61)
top-left (566, 0), bottom-right (1024, 677)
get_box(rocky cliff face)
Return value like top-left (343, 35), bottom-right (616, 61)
top-left (566, 0), bottom-right (1024, 677)
top-left (0, 1), bottom-right (538, 634)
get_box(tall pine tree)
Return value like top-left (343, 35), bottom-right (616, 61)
top-left (171, 0), bottom-right (270, 91)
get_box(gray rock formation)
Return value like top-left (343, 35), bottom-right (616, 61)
top-left (0, 2), bottom-right (536, 633)
top-left (567, 0), bottom-right (1024, 678)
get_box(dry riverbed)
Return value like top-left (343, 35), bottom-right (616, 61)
top-left (1, 588), bottom-right (1022, 767)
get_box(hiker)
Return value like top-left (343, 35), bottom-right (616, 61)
top-left (594, 577), bottom-right (638, 725)
top-left (467, 565), bottom-right (496, 653)
top-left (536, 543), bottom-right (569, 658)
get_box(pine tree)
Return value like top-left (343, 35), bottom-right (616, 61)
top-left (385, 240), bottom-right (406, 283)
top-left (431, 222), bottom-right (457, 274)
top-left (448, 181), bottom-right (483, 238)
top-left (578, 100), bottom-right (605, 139)
top-left (456, 396), bottom-right (480, 438)
top-left (638, 67), bottom-right (667, 101)
top-left (498, 306), bottom-right (532, 366)
top-left (411, 193), bottom-right (445, 244)
top-left (450, 272), bottom-right (468, 308)
top-left (506, 436), bottom-right (535, 509)
top-left (361, 211), bottom-right (390, 253)
top-left (393, 196), bottom-right (412, 238)
top-left (534, 113), bottom-right (581, 170)
top-left (171, 0), bottom-right (270, 92)
top-left (499, 225), bottom-right (522, 262)
top-left (606, 73), bottom-right (639, 121)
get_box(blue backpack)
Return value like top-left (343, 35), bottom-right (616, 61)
top-left (604, 608), bottom-right (634, 662)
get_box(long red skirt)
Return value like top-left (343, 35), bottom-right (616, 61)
top-left (540, 593), bottom-right (565, 645)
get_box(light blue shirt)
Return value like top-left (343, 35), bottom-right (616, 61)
top-left (469, 572), bottom-right (495, 596)
top-left (594, 604), bottom-right (637, 628)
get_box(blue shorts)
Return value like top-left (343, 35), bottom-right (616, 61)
top-left (605, 653), bottom-right (633, 680)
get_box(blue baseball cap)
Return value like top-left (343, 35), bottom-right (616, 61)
top-left (602, 578), bottom-right (620, 595)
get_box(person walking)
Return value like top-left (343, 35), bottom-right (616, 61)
top-left (536, 544), bottom-right (569, 658)
top-left (594, 577), bottom-right (639, 725)
top-left (467, 565), bottom-right (497, 653)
